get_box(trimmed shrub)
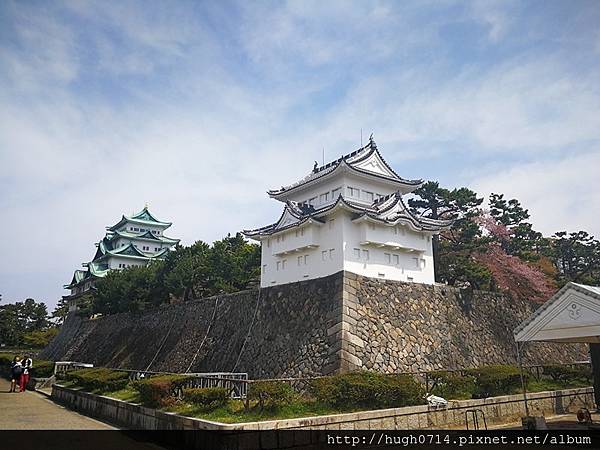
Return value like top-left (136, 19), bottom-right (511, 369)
top-left (64, 368), bottom-right (130, 392)
top-left (427, 370), bottom-right (476, 400)
top-left (184, 387), bottom-right (229, 410)
top-left (248, 381), bottom-right (295, 411)
top-left (309, 372), bottom-right (424, 409)
top-left (32, 360), bottom-right (55, 378)
top-left (543, 364), bottom-right (592, 383)
top-left (465, 365), bottom-right (524, 398)
top-left (133, 374), bottom-right (192, 408)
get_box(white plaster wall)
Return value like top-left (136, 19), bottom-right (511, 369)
top-left (112, 238), bottom-right (167, 254)
top-left (259, 209), bottom-right (435, 287)
top-left (107, 256), bottom-right (148, 270)
top-left (260, 211), bottom-right (344, 287)
top-left (117, 223), bottom-right (166, 235)
top-left (283, 172), bottom-right (399, 208)
top-left (342, 212), bottom-right (435, 284)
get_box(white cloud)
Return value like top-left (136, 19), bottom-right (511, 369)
top-left (468, 0), bottom-right (515, 42)
top-left (1, 0), bottom-right (599, 310)
top-left (471, 150), bottom-right (600, 237)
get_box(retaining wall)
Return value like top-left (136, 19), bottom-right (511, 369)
top-left (41, 271), bottom-right (587, 377)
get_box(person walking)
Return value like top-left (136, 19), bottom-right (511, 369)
top-left (20, 354), bottom-right (32, 392)
top-left (10, 356), bottom-right (22, 393)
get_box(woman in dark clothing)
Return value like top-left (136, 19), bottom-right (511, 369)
top-left (10, 356), bottom-right (22, 393)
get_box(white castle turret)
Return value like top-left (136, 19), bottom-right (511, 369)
top-left (244, 137), bottom-right (451, 287)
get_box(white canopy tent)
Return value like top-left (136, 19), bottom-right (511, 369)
top-left (514, 282), bottom-right (600, 414)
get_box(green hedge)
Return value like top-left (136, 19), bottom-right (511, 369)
top-left (465, 365), bottom-right (524, 398)
top-left (184, 387), bottom-right (229, 410)
top-left (309, 372), bottom-right (424, 409)
top-left (133, 374), bottom-right (192, 408)
top-left (543, 365), bottom-right (592, 383)
top-left (427, 370), bottom-right (476, 400)
top-left (248, 381), bottom-right (295, 411)
top-left (65, 368), bottom-right (130, 392)
top-left (33, 360), bottom-right (55, 378)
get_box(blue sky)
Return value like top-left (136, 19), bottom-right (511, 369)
top-left (1, 0), bottom-right (599, 309)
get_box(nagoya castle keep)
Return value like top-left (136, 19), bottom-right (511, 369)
top-left (63, 206), bottom-right (179, 310)
top-left (244, 137), bottom-right (452, 287)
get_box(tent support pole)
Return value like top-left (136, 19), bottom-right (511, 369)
top-left (516, 341), bottom-right (530, 417)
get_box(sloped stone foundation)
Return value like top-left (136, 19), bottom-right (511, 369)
top-left (41, 271), bottom-right (586, 377)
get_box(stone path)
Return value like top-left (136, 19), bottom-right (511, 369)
top-left (0, 378), bottom-right (171, 449)
top-left (0, 377), bottom-right (115, 430)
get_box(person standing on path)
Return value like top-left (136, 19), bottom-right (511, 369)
top-left (20, 355), bottom-right (32, 392)
top-left (10, 356), bottom-right (22, 393)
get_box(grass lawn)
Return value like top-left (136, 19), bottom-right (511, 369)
top-left (526, 378), bottom-right (589, 393)
top-left (162, 400), bottom-right (351, 424)
top-left (102, 387), bottom-right (140, 403)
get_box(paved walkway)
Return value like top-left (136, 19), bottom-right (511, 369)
top-left (0, 377), bottom-right (115, 430)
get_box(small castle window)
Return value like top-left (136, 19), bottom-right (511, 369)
top-left (322, 250), bottom-right (327, 261)
top-left (276, 261), bottom-right (281, 271)
top-left (347, 186), bottom-right (359, 197)
top-left (320, 193), bottom-right (329, 203)
top-left (329, 248), bottom-right (335, 259)
top-left (393, 254), bottom-right (400, 265)
top-left (384, 253), bottom-right (391, 264)
top-left (304, 255), bottom-right (309, 264)
top-left (353, 248), bottom-right (360, 259)
top-left (332, 188), bottom-right (341, 198)
top-left (362, 249), bottom-right (369, 260)
top-left (297, 256), bottom-right (303, 266)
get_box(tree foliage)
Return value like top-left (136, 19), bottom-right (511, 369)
top-left (92, 233), bottom-right (261, 315)
top-left (0, 298), bottom-right (52, 346)
top-left (22, 327), bottom-right (60, 348)
top-left (409, 183), bottom-right (598, 299)
top-left (409, 181), bottom-right (489, 289)
top-left (549, 231), bottom-right (600, 286)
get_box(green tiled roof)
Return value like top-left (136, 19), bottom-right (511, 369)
top-left (111, 229), bottom-right (180, 244)
top-left (108, 206), bottom-right (172, 231)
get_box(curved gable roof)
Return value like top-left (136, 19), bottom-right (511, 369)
top-left (243, 191), bottom-right (451, 238)
top-left (267, 138), bottom-right (422, 199)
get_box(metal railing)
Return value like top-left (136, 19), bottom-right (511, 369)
top-left (54, 361), bottom-right (94, 375)
top-left (102, 368), bottom-right (249, 399)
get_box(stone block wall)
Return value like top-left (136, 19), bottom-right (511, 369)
top-left (41, 271), bottom-right (586, 377)
top-left (41, 272), bottom-right (344, 378)
top-left (339, 272), bottom-right (586, 372)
